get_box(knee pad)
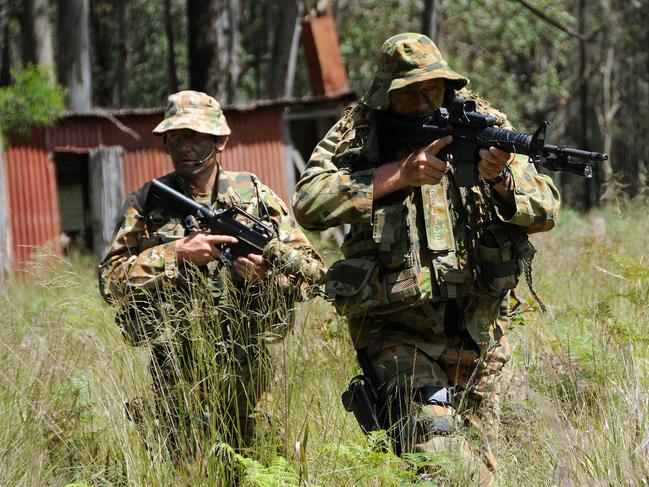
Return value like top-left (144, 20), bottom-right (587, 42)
top-left (415, 386), bottom-right (455, 435)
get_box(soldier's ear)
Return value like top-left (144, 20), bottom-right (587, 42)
top-left (215, 135), bottom-right (229, 152)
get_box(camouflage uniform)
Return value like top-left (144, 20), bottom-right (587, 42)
top-left (292, 34), bottom-right (560, 483)
top-left (99, 91), bottom-right (324, 455)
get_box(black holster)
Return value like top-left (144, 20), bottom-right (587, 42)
top-left (341, 375), bottom-right (382, 434)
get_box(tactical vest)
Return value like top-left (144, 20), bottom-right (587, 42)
top-left (325, 103), bottom-right (533, 318)
top-left (116, 170), bottom-right (272, 346)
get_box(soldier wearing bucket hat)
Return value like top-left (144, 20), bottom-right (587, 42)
top-left (293, 34), bottom-right (560, 485)
top-left (99, 90), bottom-right (324, 462)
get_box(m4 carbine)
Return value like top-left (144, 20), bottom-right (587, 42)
top-left (145, 178), bottom-right (276, 265)
top-left (380, 98), bottom-right (609, 187)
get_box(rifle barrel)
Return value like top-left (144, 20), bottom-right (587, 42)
top-left (543, 145), bottom-right (608, 162)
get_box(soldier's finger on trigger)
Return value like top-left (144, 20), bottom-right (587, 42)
top-left (425, 135), bottom-right (453, 155)
top-left (246, 253), bottom-right (264, 264)
top-left (208, 234), bottom-right (238, 245)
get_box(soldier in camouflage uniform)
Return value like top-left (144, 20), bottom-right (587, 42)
top-left (292, 34), bottom-right (560, 484)
top-left (99, 91), bottom-right (324, 458)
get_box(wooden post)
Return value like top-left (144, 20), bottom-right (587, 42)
top-left (0, 134), bottom-right (11, 288)
top-left (89, 146), bottom-right (124, 262)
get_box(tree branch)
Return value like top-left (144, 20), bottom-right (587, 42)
top-left (512, 0), bottom-right (590, 40)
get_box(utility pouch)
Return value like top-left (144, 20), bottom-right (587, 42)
top-left (477, 223), bottom-right (528, 297)
top-left (341, 375), bottom-right (382, 434)
top-left (325, 258), bottom-right (388, 316)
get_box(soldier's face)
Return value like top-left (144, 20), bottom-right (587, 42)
top-left (164, 129), bottom-right (222, 178)
top-left (389, 78), bottom-right (445, 116)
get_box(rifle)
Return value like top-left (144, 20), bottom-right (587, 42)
top-left (379, 98), bottom-right (608, 187)
top-left (144, 178), bottom-right (276, 265)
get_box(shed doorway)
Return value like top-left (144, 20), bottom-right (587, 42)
top-left (54, 151), bottom-right (92, 254)
top-left (53, 146), bottom-right (125, 260)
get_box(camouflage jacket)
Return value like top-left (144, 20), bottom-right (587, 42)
top-left (292, 100), bottom-right (560, 343)
top-left (99, 169), bottom-right (324, 344)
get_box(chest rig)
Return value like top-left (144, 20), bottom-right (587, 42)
top-left (325, 104), bottom-right (532, 318)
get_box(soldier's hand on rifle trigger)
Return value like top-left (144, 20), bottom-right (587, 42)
top-left (233, 253), bottom-right (269, 283)
top-left (175, 232), bottom-right (238, 266)
top-left (400, 135), bottom-right (453, 187)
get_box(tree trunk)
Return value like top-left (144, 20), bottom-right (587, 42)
top-left (578, 0), bottom-right (595, 208)
top-left (618, 75), bottom-right (642, 198)
top-left (57, 0), bottom-right (92, 111)
top-left (422, 0), bottom-right (439, 43)
top-left (20, 0), bottom-right (55, 75)
top-left (597, 0), bottom-right (618, 203)
top-left (163, 0), bottom-right (179, 94)
top-left (113, 0), bottom-right (131, 107)
top-left (268, 0), bottom-right (299, 98)
top-left (0, 0), bottom-right (12, 86)
top-left (284, 1), bottom-right (303, 99)
top-left (0, 21), bottom-right (10, 87)
top-left (0, 136), bottom-right (12, 288)
top-left (188, 0), bottom-right (239, 103)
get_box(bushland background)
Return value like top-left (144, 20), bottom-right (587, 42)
top-left (1, 1), bottom-right (648, 486)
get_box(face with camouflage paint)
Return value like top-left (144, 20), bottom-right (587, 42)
top-left (388, 78), bottom-right (445, 116)
top-left (164, 129), bottom-right (227, 180)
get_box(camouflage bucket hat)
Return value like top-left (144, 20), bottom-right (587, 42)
top-left (153, 90), bottom-right (231, 136)
top-left (362, 33), bottom-right (469, 110)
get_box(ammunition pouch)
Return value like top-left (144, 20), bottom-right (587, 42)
top-left (477, 223), bottom-right (533, 297)
top-left (325, 258), bottom-right (421, 317)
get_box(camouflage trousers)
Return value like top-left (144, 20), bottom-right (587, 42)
top-left (147, 328), bottom-right (274, 459)
top-left (347, 298), bottom-right (512, 486)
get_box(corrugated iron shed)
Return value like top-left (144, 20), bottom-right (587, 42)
top-left (2, 93), bottom-right (355, 269)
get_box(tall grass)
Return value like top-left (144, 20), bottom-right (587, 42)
top-left (1, 201), bottom-right (647, 486)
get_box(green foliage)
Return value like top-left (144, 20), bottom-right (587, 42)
top-left (335, 0), bottom-right (420, 95)
top-left (0, 65), bottom-right (65, 135)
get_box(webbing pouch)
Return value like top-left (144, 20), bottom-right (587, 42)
top-left (373, 204), bottom-right (402, 246)
top-left (431, 253), bottom-right (468, 300)
top-left (384, 268), bottom-right (420, 303)
top-left (373, 203), bottom-right (409, 269)
top-left (326, 258), bottom-right (388, 316)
